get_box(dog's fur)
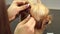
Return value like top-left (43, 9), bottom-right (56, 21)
top-left (18, 0), bottom-right (52, 34)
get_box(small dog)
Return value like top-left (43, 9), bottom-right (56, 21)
top-left (17, 0), bottom-right (51, 34)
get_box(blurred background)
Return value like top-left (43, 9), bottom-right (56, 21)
top-left (5, 0), bottom-right (60, 34)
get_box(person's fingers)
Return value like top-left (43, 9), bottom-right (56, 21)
top-left (14, 0), bottom-right (26, 3)
top-left (17, 4), bottom-right (30, 12)
top-left (25, 17), bottom-right (36, 28)
top-left (19, 15), bottom-right (30, 25)
top-left (13, 1), bottom-right (26, 6)
top-left (12, 1), bottom-right (30, 13)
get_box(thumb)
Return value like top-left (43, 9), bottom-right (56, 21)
top-left (25, 17), bottom-right (36, 28)
top-left (19, 15), bottom-right (30, 25)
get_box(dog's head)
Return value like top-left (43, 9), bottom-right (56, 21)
top-left (17, 0), bottom-right (52, 29)
top-left (30, 4), bottom-right (52, 29)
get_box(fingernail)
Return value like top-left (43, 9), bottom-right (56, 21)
top-left (27, 4), bottom-right (30, 6)
top-left (27, 14), bottom-right (30, 18)
top-left (26, 4), bottom-right (30, 7)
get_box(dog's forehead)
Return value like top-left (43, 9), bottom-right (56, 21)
top-left (28, 0), bottom-right (38, 3)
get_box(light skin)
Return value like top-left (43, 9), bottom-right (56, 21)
top-left (7, 0), bottom-right (30, 21)
top-left (14, 15), bottom-right (36, 34)
top-left (7, 0), bottom-right (47, 34)
top-left (7, 0), bottom-right (36, 34)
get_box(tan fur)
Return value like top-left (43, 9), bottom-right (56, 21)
top-left (17, 0), bottom-right (51, 34)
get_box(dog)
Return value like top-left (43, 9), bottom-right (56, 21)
top-left (17, 0), bottom-right (52, 34)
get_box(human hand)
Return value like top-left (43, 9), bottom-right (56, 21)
top-left (7, 0), bottom-right (29, 21)
top-left (14, 15), bottom-right (51, 34)
top-left (14, 15), bottom-right (36, 34)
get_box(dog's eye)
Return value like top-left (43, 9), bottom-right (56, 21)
top-left (44, 20), bottom-right (49, 25)
top-left (45, 21), bottom-right (49, 25)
